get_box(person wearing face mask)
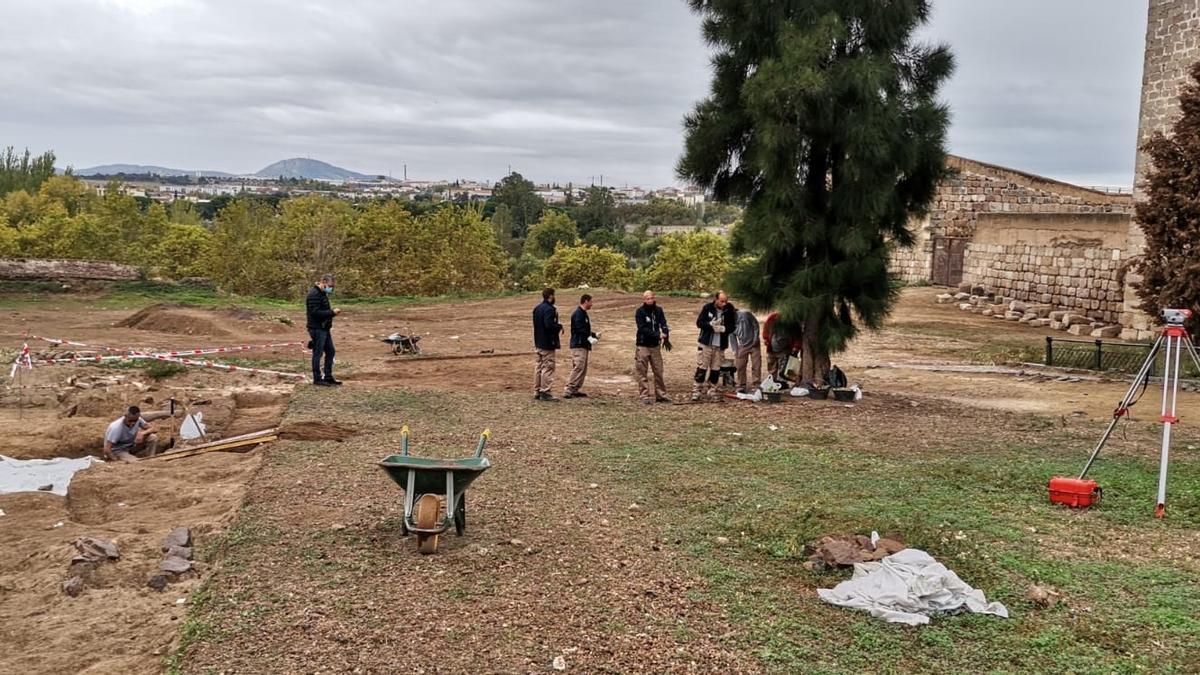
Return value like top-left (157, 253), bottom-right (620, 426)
top-left (306, 273), bottom-right (342, 387)
top-left (532, 287), bottom-right (564, 401)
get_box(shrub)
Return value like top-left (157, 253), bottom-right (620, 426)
top-left (645, 231), bottom-right (730, 293)
top-left (523, 211), bottom-right (579, 258)
top-left (543, 244), bottom-right (633, 290)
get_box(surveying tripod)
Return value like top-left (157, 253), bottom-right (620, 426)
top-left (1076, 309), bottom-right (1200, 518)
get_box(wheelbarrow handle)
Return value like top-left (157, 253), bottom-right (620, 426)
top-left (475, 429), bottom-right (491, 458)
top-left (401, 425), bottom-right (410, 456)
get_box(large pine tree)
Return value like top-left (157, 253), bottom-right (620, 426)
top-left (1135, 62), bottom-right (1200, 327)
top-left (678, 0), bottom-right (953, 383)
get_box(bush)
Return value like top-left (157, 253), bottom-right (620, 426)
top-left (543, 244), bottom-right (633, 290)
top-left (523, 211), bottom-right (579, 258)
top-left (645, 231), bottom-right (730, 293)
top-left (509, 254), bottom-right (545, 291)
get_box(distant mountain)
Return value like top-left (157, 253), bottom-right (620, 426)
top-left (254, 158), bottom-right (375, 181)
top-left (74, 164), bottom-right (233, 178)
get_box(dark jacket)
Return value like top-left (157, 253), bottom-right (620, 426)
top-left (695, 301), bottom-right (737, 350)
top-left (306, 285), bottom-right (336, 331)
top-left (569, 307), bottom-right (598, 350)
top-left (635, 304), bottom-right (670, 348)
top-left (532, 301), bottom-right (562, 350)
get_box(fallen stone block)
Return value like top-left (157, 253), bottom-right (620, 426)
top-left (954, 292), bottom-right (970, 301)
top-left (162, 527), bottom-right (192, 551)
top-left (1009, 300), bottom-right (1029, 313)
top-left (160, 557), bottom-right (194, 575)
top-left (959, 303), bottom-right (973, 311)
top-left (1005, 311), bottom-right (1023, 321)
top-left (936, 293), bottom-right (954, 304)
top-left (1049, 311), bottom-right (1067, 322)
top-left (1068, 324), bottom-right (1091, 336)
top-left (981, 309), bottom-right (994, 317)
top-left (1092, 325), bottom-right (1122, 338)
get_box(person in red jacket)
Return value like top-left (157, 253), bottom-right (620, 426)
top-left (762, 312), bottom-right (802, 382)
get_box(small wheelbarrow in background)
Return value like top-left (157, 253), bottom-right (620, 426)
top-left (381, 330), bottom-right (422, 356)
top-left (377, 426), bottom-right (491, 554)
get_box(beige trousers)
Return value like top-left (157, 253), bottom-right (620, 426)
top-left (692, 345), bottom-right (725, 396)
top-left (534, 348), bottom-right (556, 395)
top-left (565, 348), bottom-right (589, 395)
top-left (112, 432), bottom-right (159, 463)
top-left (735, 344), bottom-right (762, 392)
top-left (634, 346), bottom-right (667, 401)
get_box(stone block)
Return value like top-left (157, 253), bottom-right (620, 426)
top-left (936, 293), bottom-right (954, 304)
top-left (1049, 311), bottom-right (1067, 322)
top-left (954, 292), bottom-right (970, 300)
top-left (1010, 300), bottom-right (1029, 312)
top-left (981, 309), bottom-right (993, 317)
top-left (1068, 324), bottom-right (1091, 336)
top-left (1092, 325), bottom-right (1122, 338)
top-left (1006, 312), bottom-right (1023, 321)
top-left (959, 303), bottom-right (973, 311)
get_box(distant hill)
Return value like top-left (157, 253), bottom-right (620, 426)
top-left (254, 158), bottom-right (375, 181)
top-left (74, 164), bottom-right (233, 178)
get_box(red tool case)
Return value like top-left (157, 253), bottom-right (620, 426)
top-left (1048, 477), bottom-right (1102, 508)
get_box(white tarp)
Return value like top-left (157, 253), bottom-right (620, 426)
top-left (817, 548), bottom-right (1009, 625)
top-left (0, 454), bottom-right (99, 496)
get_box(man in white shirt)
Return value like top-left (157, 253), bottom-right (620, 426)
top-left (103, 406), bottom-right (159, 462)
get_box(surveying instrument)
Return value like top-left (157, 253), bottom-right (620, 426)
top-left (1049, 308), bottom-right (1200, 518)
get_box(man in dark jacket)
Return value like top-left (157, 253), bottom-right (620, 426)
top-left (634, 290), bottom-right (672, 404)
top-left (306, 273), bottom-right (342, 386)
top-left (691, 291), bottom-right (737, 401)
top-left (564, 293), bottom-right (598, 399)
top-left (532, 288), bottom-right (563, 401)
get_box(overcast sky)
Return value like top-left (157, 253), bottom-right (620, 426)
top-left (0, 0), bottom-right (1149, 188)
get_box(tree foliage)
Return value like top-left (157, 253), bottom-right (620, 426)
top-left (523, 211), bottom-right (579, 258)
top-left (678, 0), bottom-right (953, 382)
top-left (488, 172), bottom-right (545, 239)
top-left (645, 231), bottom-right (731, 293)
top-left (0, 147), bottom-right (58, 197)
top-left (1136, 61), bottom-right (1200, 329)
top-left (574, 186), bottom-right (619, 236)
top-left (543, 243), bottom-right (633, 290)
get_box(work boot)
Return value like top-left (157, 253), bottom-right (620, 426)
top-left (537, 393), bottom-right (560, 402)
top-left (323, 376), bottom-right (343, 386)
top-left (656, 396), bottom-right (672, 403)
top-left (313, 380), bottom-right (335, 387)
top-left (690, 392), bottom-right (701, 402)
top-left (571, 391), bottom-right (589, 398)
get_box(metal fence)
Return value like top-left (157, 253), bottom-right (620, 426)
top-left (1044, 336), bottom-right (1200, 378)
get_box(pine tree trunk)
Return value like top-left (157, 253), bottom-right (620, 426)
top-left (800, 315), bottom-right (832, 385)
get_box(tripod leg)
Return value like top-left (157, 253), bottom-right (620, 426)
top-left (1078, 334), bottom-right (1163, 479)
top-left (1155, 334), bottom-right (1184, 518)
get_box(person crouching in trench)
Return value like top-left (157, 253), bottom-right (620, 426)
top-left (103, 405), bottom-right (159, 462)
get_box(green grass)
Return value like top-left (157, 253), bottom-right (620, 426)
top-left (586, 419), bottom-right (1200, 673)
top-left (0, 279), bottom-right (519, 311)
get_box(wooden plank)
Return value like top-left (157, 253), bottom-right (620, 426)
top-left (147, 428), bottom-right (279, 461)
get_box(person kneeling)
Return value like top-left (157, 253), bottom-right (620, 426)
top-left (103, 405), bottom-right (159, 463)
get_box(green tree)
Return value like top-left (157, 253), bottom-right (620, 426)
top-left (678, 0), bottom-right (953, 382)
top-left (1135, 61), bottom-right (1200, 330)
top-left (583, 227), bottom-right (621, 250)
top-left (489, 203), bottom-right (521, 257)
top-left (574, 186), bottom-right (619, 236)
top-left (645, 231), bottom-right (730, 293)
top-left (207, 198), bottom-right (279, 295)
top-left (0, 147), bottom-right (57, 197)
top-left (489, 172), bottom-right (545, 238)
top-left (523, 211), bottom-right (579, 258)
top-left (155, 224), bottom-right (214, 278)
top-left (543, 243), bottom-right (633, 290)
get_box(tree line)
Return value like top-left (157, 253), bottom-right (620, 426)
top-left (0, 161), bottom-right (735, 299)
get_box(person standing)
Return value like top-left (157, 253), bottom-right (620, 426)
top-left (762, 311), bottom-right (802, 383)
top-left (691, 291), bottom-right (737, 401)
top-left (731, 308), bottom-right (762, 394)
top-left (532, 287), bottom-right (563, 402)
top-left (564, 293), bottom-right (598, 399)
top-left (634, 290), bottom-right (672, 404)
top-left (306, 273), bottom-right (342, 387)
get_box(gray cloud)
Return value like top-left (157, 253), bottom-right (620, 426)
top-left (0, 0), bottom-right (1149, 188)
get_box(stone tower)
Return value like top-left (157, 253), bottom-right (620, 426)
top-left (1121, 0), bottom-right (1200, 339)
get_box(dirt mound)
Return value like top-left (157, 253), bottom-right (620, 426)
top-left (117, 303), bottom-right (233, 337)
top-left (233, 389), bottom-right (290, 409)
top-left (278, 421), bottom-right (357, 442)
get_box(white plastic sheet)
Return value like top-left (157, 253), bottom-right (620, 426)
top-left (0, 454), bottom-right (99, 496)
top-left (817, 548), bottom-right (1009, 625)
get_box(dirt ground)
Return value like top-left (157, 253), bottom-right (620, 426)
top-left (1, 287), bottom-right (1197, 673)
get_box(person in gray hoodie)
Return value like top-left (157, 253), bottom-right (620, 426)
top-left (730, 308), bottom-right (761, 394)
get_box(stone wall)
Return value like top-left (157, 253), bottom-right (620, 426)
top-left (0, 258), bottom-right (140, 281)
top-left (1121, 0), bottom-right (1200, 339)
top-left (889, 155), bottom-right (1134, 287)
top-left (961, 214), bottom-right (1130, 323)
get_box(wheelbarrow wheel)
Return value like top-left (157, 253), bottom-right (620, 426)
top-left (414, 493), bottom-right (440, 554)
top-left (454, 495), bottom-right (466, 536)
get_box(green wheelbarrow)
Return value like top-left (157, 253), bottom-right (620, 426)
top-left (377, 426), bottom-right (491, 554)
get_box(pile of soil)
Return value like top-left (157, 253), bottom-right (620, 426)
top-left (117, 304), bottom-right (232, 337)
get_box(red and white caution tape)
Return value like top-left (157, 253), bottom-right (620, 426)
top-left (9, 343), bottom-right (33, 379)
top-left (139, 354), bottom-right (306, 380)
top-left (152, 341), bottom-right (306, 357)
top-left (22, 334), bottom-right (129, 353)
